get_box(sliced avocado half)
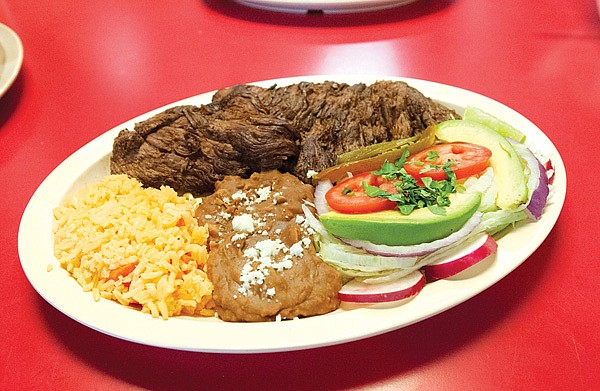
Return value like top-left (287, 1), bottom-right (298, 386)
top-left (319, 192), bottom-right (481, 246)
top-left (435, 119), bottom-right (528, 210)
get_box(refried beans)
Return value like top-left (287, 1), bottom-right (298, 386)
top-left (195, 170), bottom-right (342, 322)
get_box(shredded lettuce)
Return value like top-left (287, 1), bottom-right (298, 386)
top-left (319, 241), bottom-right (418, 271)
top-left (464, 167), bottom-right (498, 212)
top-left (475, 209), bottom-right (528, 235)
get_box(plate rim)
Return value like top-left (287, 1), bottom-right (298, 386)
top-left (18, 75), bottom-right (567, 353)
top-left (0, 23), bottom-right (24, 99)
top-left (233, 0), bottom-right (418, 14)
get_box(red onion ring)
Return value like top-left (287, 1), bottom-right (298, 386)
top-left (509, 140), bottom-right (550, 221)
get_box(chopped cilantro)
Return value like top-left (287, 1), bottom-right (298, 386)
top-left (419, 164), bottom-right (440, 174)
top-left (425, 150), bottom-right (439, 161)
top-left (365, 149), bottom-right (459, 215)
top-left (373, 149), bottom-right (410, 180)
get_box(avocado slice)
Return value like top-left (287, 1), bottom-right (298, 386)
top-left (319, 192), bottom-right (481, 246)
top-left (435, 120), bottom-right (528, 210)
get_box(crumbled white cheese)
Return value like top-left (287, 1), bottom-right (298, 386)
top-left (295, 214), bottom-right (305, 225)
top-left (255, 239), bottom-right (284, 258)
top-left (238, 238), bottom-right (297, 296)
top-left (231, 233), bottom-right (248, 242)
top-left (232, 213), bottom-right (255, 233)
top-left (255, 186), bottom-right (272, 203)
top-left (238, 263), bottom-right (269, 295)
top-left (301, 237), bottom-right (311, 248)
top-left (231, 190), bottom-right (247, 201)
top-left (306, 170), bottom-right (318, 178)
top-left (243, 247), bottom-right (260, 259)
top-left (273, 256), bottom-right (293, 271)
top-left (272, 191), bottom-right (284, 204)
top-left (289, 241), bottom-right (304, 257)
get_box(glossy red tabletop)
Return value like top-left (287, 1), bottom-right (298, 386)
top-left (1, 0), bottom-right (598, 389)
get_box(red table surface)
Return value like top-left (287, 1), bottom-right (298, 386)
top-left (1, 0), bottom-right (598, 389)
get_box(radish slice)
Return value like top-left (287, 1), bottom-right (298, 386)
top-left (339, 271), bottom-right (426, 303)
top-left (421, 233), bottom-right (497, 282)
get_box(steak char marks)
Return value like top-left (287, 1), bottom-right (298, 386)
top-left (111, 80), bottom-right (459, 196)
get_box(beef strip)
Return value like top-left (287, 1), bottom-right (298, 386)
top-left (195, 170), bottom-right (342, 322)
top-left (111, 104), bottom-right (298, 195)
top-left (111, 80), bottom-right (459, 196)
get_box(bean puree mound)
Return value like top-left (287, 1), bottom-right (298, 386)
top-left (195, 170), bottom-right (342, 322)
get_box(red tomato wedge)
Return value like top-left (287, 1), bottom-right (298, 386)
top-left (404, 142), bottom-right (492, 181)
top-left (325, 172), bottom-right (397, 214)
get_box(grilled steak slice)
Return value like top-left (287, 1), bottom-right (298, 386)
top-left (111, 80), bottom-right (459, 196)
top-left (111, 104), bottom-right (298, 195)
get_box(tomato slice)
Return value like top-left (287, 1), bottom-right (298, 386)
top-left (404, 142), bottom-right (492, 181)
top-left (325, 172), bottom-right (397, 214)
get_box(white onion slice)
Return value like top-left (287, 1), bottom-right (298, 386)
top-left (301, 204), bottom-right (335, 239)
top-left (314, 180), bottom-right (333, 216)
top-left (340, 211), bottom-right (483, 257)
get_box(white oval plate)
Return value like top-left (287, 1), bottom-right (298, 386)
top-left (18, 75), bottom-right (566, 353)
top-left (233, 0), bottom-right (417, 13)
top-left (0, 23), bottom-right (23, 99)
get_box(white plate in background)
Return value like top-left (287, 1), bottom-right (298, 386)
top-left (18, 75), bottom-right (566, 353)
top-left (0, 23), bottom-right (23, 99)
top-left (233, 0), bottom-right (418, 13)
